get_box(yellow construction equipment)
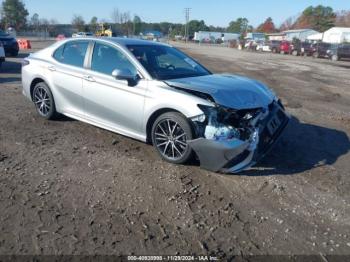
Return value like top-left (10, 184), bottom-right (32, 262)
top-left (95, 23), bottom-right (113, 37)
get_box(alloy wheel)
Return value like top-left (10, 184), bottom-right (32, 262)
top-left (33, 86), bottom-right (51, 116)
top-left (154, 119), bottom-right (188, 160)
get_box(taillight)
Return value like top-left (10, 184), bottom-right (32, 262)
top-left (21, 59), bottom-right (30, 66)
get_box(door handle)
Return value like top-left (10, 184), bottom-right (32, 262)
top-left (48, 66), bottom-right (56, 71)
top-left (83, 75), bottom-right (95, 82)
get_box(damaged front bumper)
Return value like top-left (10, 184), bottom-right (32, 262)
top-left (188, 101), bottom-right (290, 173)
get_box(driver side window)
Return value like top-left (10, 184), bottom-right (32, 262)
top-left (91, 42), bottom-right (137, 76)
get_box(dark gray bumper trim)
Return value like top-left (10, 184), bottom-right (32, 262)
top-left (188, 138), bottom-right (249, 172)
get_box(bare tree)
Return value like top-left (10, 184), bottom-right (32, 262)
top-left (111, 8), bottom-right (131, 36)
top-left (279, 15), bottom-right (298, 31)
top-left (111, 8), bottom-right (120, 24)
top-left (72, 14), bottom-right (85, 31)
top-left (336, 10), bottom-right (350, 27)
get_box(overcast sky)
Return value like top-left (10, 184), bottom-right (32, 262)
top-left (23, 0), bottom-right (349, 27)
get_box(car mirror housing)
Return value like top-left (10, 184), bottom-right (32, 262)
top-left (112, 69), bottom-right (138, 86)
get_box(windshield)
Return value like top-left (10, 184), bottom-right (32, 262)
top-left (127, 45), bottom-right (211, 80)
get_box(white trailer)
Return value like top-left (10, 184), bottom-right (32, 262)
top-left (194, 31), bottom-right (240, 43)
top-left (322, 27), bottom-right (350, 44)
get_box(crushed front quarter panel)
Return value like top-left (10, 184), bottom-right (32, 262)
top-left (188, 101), bottom-right (290, 173)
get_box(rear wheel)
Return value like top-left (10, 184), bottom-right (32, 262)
top-left (32, 82), bottom-right (57, 120)
top-left (331, 54), bottom-right (339, 61)
top-left (151, 112), bottom-right (194, 164)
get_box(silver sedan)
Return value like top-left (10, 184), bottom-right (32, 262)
top-left (21, 38), bottom-right (289, 173)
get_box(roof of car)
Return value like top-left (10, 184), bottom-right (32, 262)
top-left (73, 37), bottom-right (169, 47)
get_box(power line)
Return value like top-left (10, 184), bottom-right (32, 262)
top-left (184, 7), bottom-right (191, 43)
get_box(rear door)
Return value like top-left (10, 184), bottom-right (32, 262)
top-left (50, 40), bottom-right (90, 118)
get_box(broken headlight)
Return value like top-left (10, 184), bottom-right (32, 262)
top-left (193, 104), bottom-right (263, 141)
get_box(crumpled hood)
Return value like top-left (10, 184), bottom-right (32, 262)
top-left (165, 74), bottom-right (275, 110)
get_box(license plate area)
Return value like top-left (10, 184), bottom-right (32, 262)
top-left (267, 114), bottom-right (282, 135)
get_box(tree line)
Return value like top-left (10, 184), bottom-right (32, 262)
top-left (1, 0), bottom-right (350, 37)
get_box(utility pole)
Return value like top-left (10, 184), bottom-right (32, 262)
top-left (184, 8), bottom-right (191, 43)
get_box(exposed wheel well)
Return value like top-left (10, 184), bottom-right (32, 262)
top-left (30, 78), bottom-right (45, 101)
top-left (146, 108), bottom-right (182, 144)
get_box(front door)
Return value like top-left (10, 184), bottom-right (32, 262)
top-left (82, 42), bottom-right (147, 139)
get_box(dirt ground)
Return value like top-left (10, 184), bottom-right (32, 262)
top-left (0, 40), bottom-right (350, 259)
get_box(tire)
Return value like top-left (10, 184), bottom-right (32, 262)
top-left (32, 82), bottom-right (57, 120)
top-left (151, 112), bottom-right (194, 164)
top-left (292, 50), bottom-right (298, 56)
top-left (313, 52), bottom-right (319, 58)
top-left (331, 54), bottom-right (339, 61)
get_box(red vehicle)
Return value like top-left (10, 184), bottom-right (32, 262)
top-left (279, 41), bottom-right (291, 54)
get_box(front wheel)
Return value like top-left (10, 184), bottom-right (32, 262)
top-left (32, 82), bottom-right (57, 120)
top-left (151, 112), bottom-right (194, 164)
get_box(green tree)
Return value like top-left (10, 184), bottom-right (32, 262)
top-left (89, 16), bottom-right (98, 33)
top-left (295, 5), bottom-right (335, 32)
top-left (187, 20), bottom-right (209, 37)
top-left (72, 14), bottom-right (85, 31)
top-left (133, 15), bottom-right (142, 35)
top-left (30, 13), bottom-right (40, 31)
top-left (227, 17), bottom-right (249, 33)
top-left (1, 0), bottom-right (29, 30)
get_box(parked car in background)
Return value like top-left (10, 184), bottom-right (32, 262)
top-left (21, 37), bottom-right (289, 173)
top-left (279, 41), bottom-right (291, 54)
top-left (0, 42), bottom-right (5, 68)
top-left (328, 43), bottom-right (350, 61)
top-left (310, 42), bottom-right (336, 58)
top-left (290, 41), bottom-right (313, 56)
top-left (72, 32), bottom-right (94, 38)
top-left (0, 30), bottom-right (19, 57)
top-left (269, 40), bottom-right (281, 53)
top-left (244, 40), bottom-right (258, 51)
top-left (256, 41), bottom-right (271, 52)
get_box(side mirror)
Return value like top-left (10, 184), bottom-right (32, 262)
top-left (112, 69), bottom-right (138, 86)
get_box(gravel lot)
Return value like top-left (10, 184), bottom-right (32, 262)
top-left (0, 40), bottom-right (350, 259)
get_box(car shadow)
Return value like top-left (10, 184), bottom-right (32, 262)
top-left (239, 116), bottom-right (350, 176)
top-left (53, 115), bottom-right (77, 122)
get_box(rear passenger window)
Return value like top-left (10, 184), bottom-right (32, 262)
top-left (53, 41), bottom-right (89, 68)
